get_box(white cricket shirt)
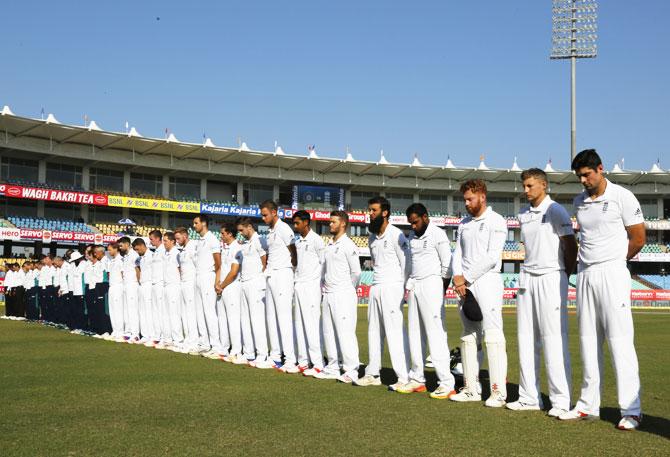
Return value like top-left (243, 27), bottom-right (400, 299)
top-left (178, 240), bottom-right (197, 283)
top-left (221, 239), bottom-right (242, 282)
top-left (408, 222), bottom-right (452, 281)
top-left (239, 232), bottom-right (266, 282)
top-left (369, 223), bottom-right (409, 285)
top-left (266, 219), bottom-right (295, 271)
top-left (151, 244), bottom-right (165, 285)
top-left (122, 250), bottom-right (140, 285)
top-left (574, 180), bottom-right (644, 269)
top-left (294, 229), bottom-right (326, 284)
top-left (451, 206), bottom-right (507, 284)
top-left (137, 249), bottom-right (153, 286)
top-left (107, 254), bottom-right (123, 286)
top-left (323, 234), bottom-right (361, 293)
top-left (519, 195), bottom-right (574, 275)
top-left (163, 247), bottom-right (180, 284)
top-left (195, 230), bottom-right (220, 276)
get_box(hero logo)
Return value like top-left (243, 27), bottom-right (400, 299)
top-left (7, 186), bottom-right (21, 197)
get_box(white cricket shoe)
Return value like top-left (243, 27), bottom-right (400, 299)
top-left (558, 409), bottom-right (599, 421)
top-left (252, 359), bottom-right (275, 369)
top-left (388, 381), bottom-right (406, 392)
top-left (302, 367), bottom-right (322, 377)
top-left (547, 407), bottom-right (568, 418)
top-left (231, 355), bottom-right (250, 365)
top-left (337, 374), bottom-right (356, 384)
top-left (485, 391), bottom-right (506, 408)
top-left (506, 401), bottom-right (541, 411)
top-left (617, 415), bottom-right (641, 431)
top-left (280, 363), bottom-right (301, 374)
top-left (313, 371), bottom-right (339, 380)
top-left (353, 375), bottom-right (382, 387)
top-left (395, 380), bottom-right (427, 394)
top-left (449, 387), bottom-right (481, 402)
top-left (430, 385), bottom-right (457, 400)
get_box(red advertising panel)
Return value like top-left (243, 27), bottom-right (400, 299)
top-left (0, 184), bottom-right (108, 206)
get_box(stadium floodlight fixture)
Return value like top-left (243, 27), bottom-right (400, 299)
top-left (551, 0), bottom-right (598, 161)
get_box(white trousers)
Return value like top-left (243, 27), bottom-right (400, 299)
top-left (407, 276), bottom-right (454, 388)
top-left (266, 269), bottom-right (296, 364)
top-left (459, 272), bottom-right (506, 398)
top-left (151, 283), bottom-right (164, 341)
top-left (164, 283), bottom-right (183, 344)
top-left (366, 282), bottom-right (410, 383)
top-left (123, 282), bottom-right (140, 338)
top-left (196, 272), bottom-right (221, 352)
top-left (108, 283), bottom-right (124, 337)
top-left (242, 277), bottom-right (268, 361)
top-left (322, 288), bottom-right (359, 379)
top-left (574, 265), bottom-right (641, 416)
top-left (516, 270), bottom-right (572, 410)
top-left (138, 284), bottom-right (153, 339)
top-left (180, 280), bottom-right (199, 348)
top-left (294, 280), bottom-right (324, 369)
top-left (219, 281), bottom-right (242, 356)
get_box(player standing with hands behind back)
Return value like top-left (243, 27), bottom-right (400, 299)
top-left (559, 149), bottom-right (645, 431)
top-left (507, 168), bottom-right (576, 417)
top-left (450, 179), bottom-right (509, 407)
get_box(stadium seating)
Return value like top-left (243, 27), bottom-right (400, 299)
top-left (95, 224), bottom-right (168, 238)
top-left (2, 179), bottom-right (85, 192)
top-left (359, 270), bottom-right (373, 285)
top-left (638, 275), bottom-right (670, 289)
top-left (9, 216), bottom-right (93, 233)
top-left (639, 243), bottom-right (668, 254)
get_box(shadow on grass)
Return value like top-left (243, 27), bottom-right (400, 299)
top-left (601, 407), bottom-right (670, 440)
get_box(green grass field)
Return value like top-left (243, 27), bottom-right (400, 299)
top-left (1, 307), bottom-right (669, 457)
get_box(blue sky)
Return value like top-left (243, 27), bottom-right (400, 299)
top-left (2, 1), bottom-right (668, 171)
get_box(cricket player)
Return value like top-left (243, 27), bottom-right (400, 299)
top-left (559, 149), bottom-right (645, 431)
top-left (53, 256), bottom-right (68, 326)
top-left (119, 237), bottom-right (141, 342)
top-left (356, 197), bottom-right (411, 390)
top-left (24, 262), bottom-right (39, 321)
top-left (14, 263), bottom-right (27, 319)
top-left (292, 210), bottom-right (326, 376)
top-left (148, 230), bottom-right (166, 346)
top-left (92, 245), bottom-right (112, 336)
top-left (38, 255), bottom-right (55, 322)
top-left (237, 217), bottom-right (273, 368)
top-left (260, 200), bottom-right (298, 371)
top-left (132, 238), bottom-right (154, 343)
top-left (68, 251), bottom-right (87, 332)
top-left (216, 223), bottom-right (245, 364)
top-left (193, 214), bottom-right (224, 358)
top-left (317, 211), bottom-right (361, 383)
top-left (83, 247), bottom-right (97, 333)
top-left (400, 203), bottom-right (457, 398)
top-left (450, 179), bottom-right (508, 407)
top-left (106, 242), bottom-right (125, 341)
top-left (175, 227), bottom-right (200, 354)
top-left (162, 232), bottom-right (184, 350)
top-left (507, 168), bottom-right (576, 417)
top-left (4, 263), bottom-right (16, 317)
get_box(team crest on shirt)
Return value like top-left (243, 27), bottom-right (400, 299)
top-left (602, 202), bottom-right (609, 213)
top-left (541, 214), bottom-right (547, 223)
top-left (423, 240), bottom-right (427, 249)
top-left (479, 223), bottom-right (484, 232)
top-left (383, 240), bottom-right (388, 249)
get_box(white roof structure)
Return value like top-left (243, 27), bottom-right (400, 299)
top-left (0, 108), bottom-right (667, 196)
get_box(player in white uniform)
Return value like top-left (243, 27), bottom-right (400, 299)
top-left (216, 223), bottom-right (244, 363)
top-left (132, 238), bottom-right (154, 343)
top-left (450, 179), bottom-right (509, 407)
top-left (316, 211), bottom-right (361, 383)
top-left (68, 251), bottom-right (87, 333)
top-left (292, 211), bottom-right (326, 376)
top-left (559, 150), bottom-right (645, 431)
top-left (193, 214), bottom-right (224, 358)
top-left (507, 168), bottom-right (577, 417)
top-left (106, 242), bottom-right (125, 341)
top-left (148, 230), bottom-right (166, 346)
top-left (175, 227), bottom-right (200, 354)
top-left (260, 200), bottom-right (298, 371)
top-left (236, 217), bottom-right (273, 369)
top-left (162, 232), bottom-right (184, 350)
top-left (399, 203), bottom-right (457, 398)
top-left (356, 197), bottom-right (411, 391)
top-left (119, 237), bottom-right (141, 343)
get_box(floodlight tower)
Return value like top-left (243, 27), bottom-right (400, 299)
top-left (551, 0), bottom-right (598, 161)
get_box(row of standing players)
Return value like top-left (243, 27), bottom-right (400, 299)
top-left (1, 151), bottom-right (645, 431)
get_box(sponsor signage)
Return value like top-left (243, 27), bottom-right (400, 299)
top-left (0, 183), bottom-right (107, 205)
top-left (0, 229), bottom-right (119, 244)
top-left (107, 195), bottom-right (200, 213)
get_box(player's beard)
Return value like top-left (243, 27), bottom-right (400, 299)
top-left (368, 214), bottom-right (384, 234)
top-left (466, 201), bottom-right (482, 217)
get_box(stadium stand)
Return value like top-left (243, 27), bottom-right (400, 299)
top-left (8, 216), bottom-right (94, 233)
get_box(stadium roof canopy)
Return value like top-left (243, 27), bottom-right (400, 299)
top-left (1, 106), bottom-right (669, 194)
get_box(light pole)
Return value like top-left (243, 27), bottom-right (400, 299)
top-left (551, 0), bottom-right (598, 161)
